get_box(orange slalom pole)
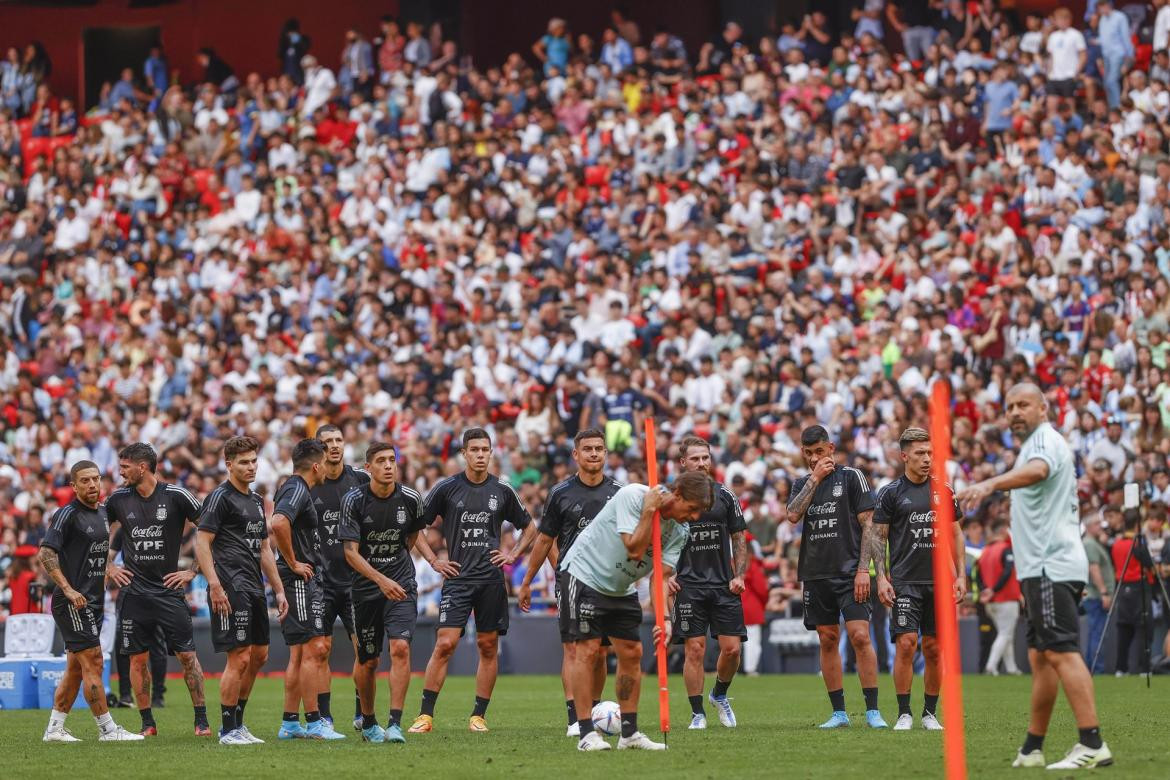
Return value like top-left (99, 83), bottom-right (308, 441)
top-left (929, 381), bottom-right (968, 780)
top-left (644, 418), bottom-right (670, 737)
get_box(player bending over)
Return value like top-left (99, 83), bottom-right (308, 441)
top-left (563, 472), bottom-right (714, 752)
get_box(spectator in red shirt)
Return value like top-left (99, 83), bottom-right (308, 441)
top-left (741, 533), bottom-right (769, 676)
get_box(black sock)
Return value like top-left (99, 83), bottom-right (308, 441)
top-left (712, 677), bottom-right (731, 698)
top-left (578, 717), bottom-right (594, 736)
top-left (472, 696), bottom-right (490, 717)
top-left (140, 707), bottom-right (155, 727)
top-left (389, 709), bottom-right (402, 727)
top-left (620, 712), bottom-right (638, 738)
top-left (688, 694), bottom-right (705, 716)
top-left (863, 687), bottom-right (878, 711)
top-left (566, 700), bottom-right (578, 727)
top-left (220, 704), bottom-right (237, 734)
top-left (897, 693), bottom-right (911, 716)
top-left (282, 711), bottom-right (299, 723)
top-left (305, 711), bottom-right (322, 723)
top-left (317, 692), bottom-right (332, 720)
top-left (362, 713), bottom-right (377, 730)
top-left (354, 690), bottom-right (361, 720)
top-left (923, 694), bottom-right (939, 716)
top-left (1078, 726), bottom-right (1103, 750)
top-left (420, 689), bottom-right (438, 717)
top-left (828, 688), bottom-right (846, 712)
top-left (236, 698), bottom-right (247, 728)
top-left (592, 699), bottom-right (600, 708)
top-left (1023, 732), bottom-right (1046, 754)
top-left (194, 705), bottom-right (208, 726)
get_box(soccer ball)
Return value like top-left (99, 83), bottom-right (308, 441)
top-left (591, 700), bottom-right (622, 736)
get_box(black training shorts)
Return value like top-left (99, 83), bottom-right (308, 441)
top-left (210, 587), bottom-right (270, 652)
top-left (560, 574), bottom-right (642, 643)
top-left (51, 595), bottom-right (102, 653)
top-left (118, 591), bottom-right (195, 655)
top-left (671, 585), bottom-right (747, 642)
top-left (1021, 575), bottom-right (1084, 653)
top-left (802, 576), bottom-right (871, 629)
top-left (890, 582), bottom-right (937, 640)
top-left (322, 583), bottom-right (355, 637)
top-left (280, 575), bottom-right (328, 646)
top-left (353, 592), bottom-right (418, 663)
top-left (437, 578), bottom-right (509, 636)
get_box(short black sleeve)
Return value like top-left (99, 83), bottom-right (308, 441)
top-left (421, 478), bottom-right (452, 527)
top-left (724, 486), bottom-right (747, 534)
top-left (872, 482), bottom-right (897, 526)
top-left (338, 486), bottom-right (363, 543)
top-left (273, 478), bottom-right (310, 521)
top-left (172, 484), bottom-right (202, 524)
top-left (846, 467), bottom-right (876, 515)
top-left (41, 505), bottom-right (73, 554)
top-left (501, 481), bottom-right (532, 530)
top-left (197, 488), bottom-right (229, 534)
top-left (539, 486), bottom-right (565, 539)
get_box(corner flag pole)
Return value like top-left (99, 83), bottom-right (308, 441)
top-left (644, 418), bottom-right (671, 738)
top-left (929, 381), bottom-right (968, 780)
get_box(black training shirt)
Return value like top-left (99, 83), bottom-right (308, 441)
top-left (107, 482), bottom-right (201, 598)
top-left (41, 499), bottom-right (110, 606)
top-left (794, 466), bottom-right (875, 581)
top-left (422, 472), bottom-right (531, 585)
top-left (198, 480), bottom-right (268, 595)
top-left (311, 465), bottom-right (371, 590)
top-left (273, 474), bottom-right (321, 579)
top-left (873, 475), bottom-right (959, 585)
top-left (339, 483), bottom-right (425, 602)
top-left (676, 482), bottom-right (748, 587)
top-left (540, 474), bottom-right (623, 559)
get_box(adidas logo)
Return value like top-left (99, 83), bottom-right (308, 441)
top-left (457, 500), bottom-right (465, 507)
top-left (314, 498), bottom-right (325, 506)
top-left (572, 504), bottom-right (582, 512)
top-left (901, 498), bottom-right (913, 506)
top-left (127, 512), bottom-right (136, 519)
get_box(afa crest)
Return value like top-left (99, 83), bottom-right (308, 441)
top-left (488, 495), bottom-right (499, 511)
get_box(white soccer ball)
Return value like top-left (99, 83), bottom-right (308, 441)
top-left (591, 700), bottom-right (622, 736)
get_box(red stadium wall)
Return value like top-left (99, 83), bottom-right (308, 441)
top-left (0, 0), bottom-right (400, 109)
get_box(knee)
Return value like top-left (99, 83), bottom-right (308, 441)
top-left (129, 653), bottom-right (149, 670)
top-left (684, 640), bottom-right (706, 663)
top-left (847, 626), bottom-right (871, 648)
top-left (818, 629), bottom-right (840, 649)
top-left (618, 642), bottom-right (642, 667)
top-left (307, 638), bottom-right (330, 662)
top-left (896, 634), bottom-right (919, 656)
top-left (921, 638), bottom-right (940, 662)
top-left (177, 652), bottom-right (199, 671)
top-left (250, 646), bottom-right (269, 668)
top-left (720, 639), bottom-right (742, 661)
top-left (389, 640), bottom-right (410, 664)
top-left (475, 636), bottom-right (498, 660)
top-left (574, 643), bottom-right (598, 666)
top-left (434, 636), bottom-right (458, 659)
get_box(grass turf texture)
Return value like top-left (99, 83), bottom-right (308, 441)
top-left (3, 674), bottom-right (1165, 778)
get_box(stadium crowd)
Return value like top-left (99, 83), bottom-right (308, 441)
top-left (2, 1), bottom-right (1170, 672)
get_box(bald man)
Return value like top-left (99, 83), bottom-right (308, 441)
top-left (958, 384), bottom-right (1111, 769)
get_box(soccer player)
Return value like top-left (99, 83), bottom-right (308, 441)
top-left (341, 441), bottom-right (426, 744)
top-left (40, 460), bottom-right (143, 742)
top-left (672, 435), bottom-right (748, 730)
top-left (105, 443), bottom-right (209, 736)
top-left (786, 425), bottom-right (887, 729)
top-left (958, 383), bottom-right (1112, 769)
top-left (271, 438), bottom-right (346, 740)
top-left (408, 428), bottom-right (538, 733)
top-left (564, 472), bottom-right (714, 751)
top-left (311, 424), bottom-right (370, 728)
top-left (871, 427), bottom-right (966, 731)
top-left (195, 436), bottom-right (289, 746)
top-left (517, 428), bottom-right (621, 737)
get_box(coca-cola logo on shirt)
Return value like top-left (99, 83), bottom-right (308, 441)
top-left (367, 528), bottom-right (400, 542)
top-left (807, 502), bottom-right (837, 516)
top-left (907, 511), bottom-right (935, 524)
top-left (245, 520), bottom-right (265, 535)
top-left (130, 524), bottom-right (164, 539)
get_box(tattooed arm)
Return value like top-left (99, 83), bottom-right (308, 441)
top-left (870, 521), bottom-right (888, 580)
top-left (853, 510), bottom-right (874, 603)
top-left (785, 478), bottom-right (818, 524)
top-left (38, 547), bottom-right (87, 608)
top-left (729, 531), bottom-right (748, 594)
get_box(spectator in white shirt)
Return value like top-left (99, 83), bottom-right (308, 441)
top-left (1044, 8), bottom-right (1087, 114)
top-left (300, 55), bottom-right (337, 118)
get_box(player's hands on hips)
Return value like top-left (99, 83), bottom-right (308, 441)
top-left (106, 564), bottom-right (132, 588)
top-left (209, 582), bottom-right (231, 615)
top-left (431, 558), bottom-right (460, 579)
top-left (380, 577), bottom-right (407, 601)
top-left (955, 481), bottom-right (992, 513)
top-left (952, 575), bottom-right (968, 604)
top-left (653, 619), bottom-right (672, 649)
top-left (667, 575), bottom-right (680, 595)
top-left (518, 583), bottom-right (532, 612)
top-left (162, 569), bottom-right (195, 590)
top-left (64, 587), bottom-right (87, 609)
top-left (853, 569), bottom-right (870, 603)
top-left (274, 591), bottom-right (289, 621)
top-left (877, 576), bottom-right (895, 608)
top-left (489, 549), bottom-right (511, 567)
top-left (728, 576), bottom-right (746, 595)
top-left (292, 561), bottom-right (314, 580)
top-left (810, 457), bottom-right (835, 484)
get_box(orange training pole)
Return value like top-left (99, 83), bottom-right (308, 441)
top-left (929, 381), bottom-right (968, 780)
top-left (644, 418), bottom-right (670, 737)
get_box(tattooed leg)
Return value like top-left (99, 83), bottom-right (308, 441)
top-left (177, 651), bottom-right (206, 707)
top-left (130, 652), bottom-right (152, 711)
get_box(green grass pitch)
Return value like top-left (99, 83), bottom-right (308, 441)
top-left (2, 674), bottom-right (1166, 778)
